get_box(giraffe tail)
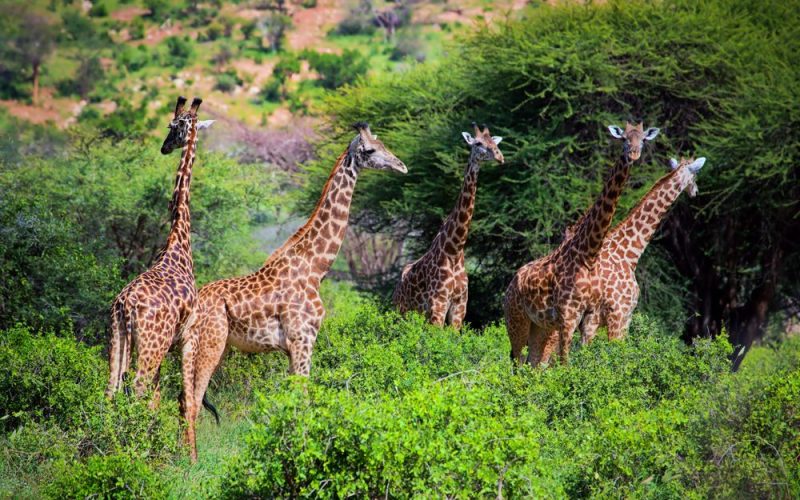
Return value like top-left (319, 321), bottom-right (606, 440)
top-left (202, 395), bottom-right (220, 425)
top-left (121, 302), bottom-right (136, 396)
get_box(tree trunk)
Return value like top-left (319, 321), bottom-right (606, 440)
top-left (32, 63), bottom-right (40, 105)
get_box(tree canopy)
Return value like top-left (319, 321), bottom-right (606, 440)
top-left (306, 0), bottom-right (800, 347)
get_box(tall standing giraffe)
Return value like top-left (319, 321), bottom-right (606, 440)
top-left (106, 96), bottom-right (215, 398)
top-left (392, 123), bottom-right (504, 328)
top-left (179, 123), bottom-right (406, 461)
top-left (575, 156), bottom-right (707, 345)
top-left (504, 121), bottom-right (659, 366)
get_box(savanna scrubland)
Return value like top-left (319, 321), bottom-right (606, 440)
top-left (0, 0), bottom-right (798, 497)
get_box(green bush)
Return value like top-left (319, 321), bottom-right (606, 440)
top-left (0, 325), bottom-right (105, 430)
top-left (220, 296), bottom-right (799, 498)
top-left (164, 36), bottom-right (194, 68)
top-left (305, 49), bottom-right (368, 90)
top-left (46, 453), bottom-right (164, 500)
top-left (214, 71), bottom-right (241, 93)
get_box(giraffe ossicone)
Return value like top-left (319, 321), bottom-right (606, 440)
top-left (393, 122), bottom-right (504, 328)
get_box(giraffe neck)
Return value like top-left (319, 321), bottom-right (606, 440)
top-left (434, 153), bottom-right (480, 256)
top-left (277, 149), bottom-right (358, 282)
top-left (609, 168), bottom-right (684, 267)
top-left (566, 154), bottom-right (633, 264)
top-left (159, 119), bottom-right (197, 269)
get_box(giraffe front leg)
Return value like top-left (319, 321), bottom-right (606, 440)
top-left (427, 286), bottom-right (450, 327)
top-left (448, 276), bottom-right (468, 330)
top-left (557, 310), bottom-right (582, 365)
top-left (504, 294), bottom-right (530, 366)
top-left (283, 310), bottom-right (322, 377)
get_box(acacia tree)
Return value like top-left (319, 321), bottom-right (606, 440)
top-left (0, 4), bottom-right (59, 104)
top-left (306, 0), bottom-right (800, 351)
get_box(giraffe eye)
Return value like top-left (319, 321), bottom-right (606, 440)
top-left (364, 148), bottom-right (375, 154)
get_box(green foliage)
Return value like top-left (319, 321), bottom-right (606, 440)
top-left (220, 297), bottom-right (799, 498)
top-left (305, 49), bottom-right (368, 90)
top-left (0, 134), bottom-right (278, 340)
top-left (316, 0), bottom-right (800, 332)
top-left (61, 9), bottom-right (97, 43)
top-left (57, 56), bottom-right (104, 98)
top-left (164, 36), bottom-right (195, 68)
top-left (46, 453), bottom-right (165, 500)
top-left (0, 325), bottom-right (105, 430)
top-left (214, 71), bottom-right (241, 93)
top-left (88, 1), bottom-right (109, 17)
top-left (116, 45), bottom-right (151, 72)
top-left (145, 0), bottom-right (175, 22)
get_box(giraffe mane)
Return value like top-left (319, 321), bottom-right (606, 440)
top-left (608, 166), bottom-right (679, 238)
top-left (264, 149), bottom-right (349, 263)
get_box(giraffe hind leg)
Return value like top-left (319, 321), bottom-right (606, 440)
top-left (106, 302), bottom-right (125, 397)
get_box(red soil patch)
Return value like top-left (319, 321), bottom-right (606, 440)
top-left (0, 88), bottom-right (82, 128)
top-left (111, 5), bottom-right (150, 22)
top-left (286, 0), bottom-right (346, 51)
top-left (232, 58), bottom-right (277, 87)
top-left (131, 21), bottom-right (187, 47)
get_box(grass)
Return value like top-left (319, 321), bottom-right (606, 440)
top-left (162, 410), bottom-right (251, 499)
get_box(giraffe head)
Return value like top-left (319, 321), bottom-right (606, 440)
top-left (349, 122), bottom-right (407, 173)
top-left (607, 121), bottom-right (659, 161)
top-left (462, 122), bottom-right (504, 164)
top-left (160, 96), bottom-right (215, 155)
top-left (669, 156), bottom-right (706, 198)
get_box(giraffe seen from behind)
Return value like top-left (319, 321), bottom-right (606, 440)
top-left (576, 156), bottom-right (707, 344)
top-left (504, 121), bottom-right (659, 366)
top-left (106, 96), bottom-right (214, 399)
top-left (392, 123), bottom-right (504, 328)
top-left (179, 123), bottom-right (406, 461)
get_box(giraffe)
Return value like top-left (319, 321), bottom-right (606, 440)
top-left (503, 121), bottom-right (659, 366)
top-left (106, 96), bottom-right (214, 399)
top-left (576, 156), bottom-right (707, 344)
top-left (178, 122), bottom-right (406, 461)
top-left (392, 123), bottom-right (503, 328)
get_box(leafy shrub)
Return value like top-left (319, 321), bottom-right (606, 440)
top-left (390, 31), bottom-right (425, 62)
top-left (144, 0), bottom-right (174, 22)
top-left (0, 327), bottom-right (105, 430)
top-left (214, 72), bottom-right (241, 93)
top-left (46, 453), bottom-right (164, 500)
top-left (260, 77), bottom-right (281, 102)
top-left (57, 56), bottom-right (103, 98)
top-left (164, 36), bottom-right (194, 68)
top-left (129, 17), bottom-right (146, 41)
top-left (334, 12), bottom-right (375, 36)
top-left (88, 1), bottom-right (108, 17)
top-left (305, 49), bottom-right (368, 90)
top-left (220, 295), bottom-right (799, 498)
top-left (116, 45), bottom-right (150, 72)
top-left (61, 9), bottom-right (96, 42)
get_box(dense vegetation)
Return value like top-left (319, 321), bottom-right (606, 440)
top-left (314, 0), bottom-right (800, 349)
top-left (1, 0), bottom-right (798, 497)
top-left (2, 284), bottom-right (798, 497)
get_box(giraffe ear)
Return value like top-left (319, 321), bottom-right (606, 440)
top-left (197, 120), bottom-right (216, 130)
top-left (688, 157), bottom-right (706, 174)
top-left (670, 158), bottom-right (679, 170)
top-left (608, 125), bottom-right (624, 139)
top-left (643, 127), bottom-right (660, 141)
top-left (491, 136), bottom-right (503, 145)
top-left (462, 132), bottom-right (475, 145)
